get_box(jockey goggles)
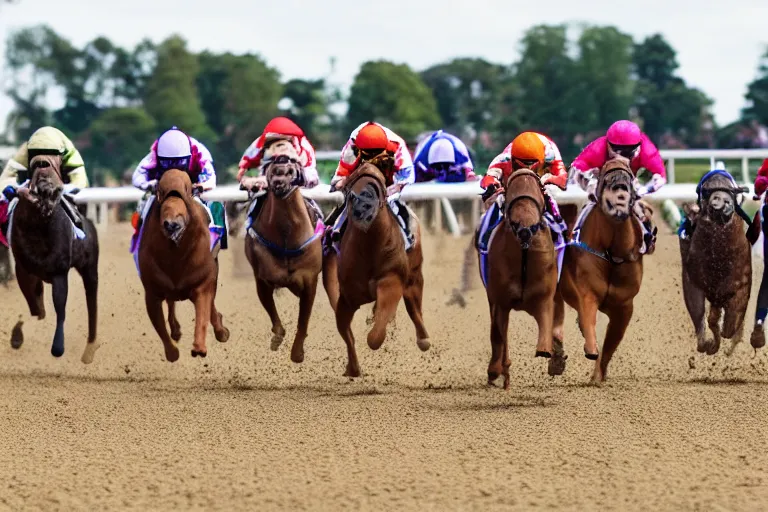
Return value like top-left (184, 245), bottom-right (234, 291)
top-left (608, 142), bottom-right (641, 160)
top-left (432, 162), bottom-right (464, 182)
top-left (158, 156), bottom-right (191, 171)
top-left (512, 157), bottom-right (543, 171)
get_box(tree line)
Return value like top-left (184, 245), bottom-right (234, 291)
top-left (3, 23), bottom-right (768, 185)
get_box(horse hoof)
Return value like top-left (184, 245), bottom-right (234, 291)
top-left (343, 366), bottom-right (361, 378)
top-left (10, 320), bottom-right (23, 349)
top-left (80, 343), bottom-right (100, 364)
top-left (751, 329), bottom-right (766, 349)
top-left (290, 349), bottom-right (305, 364)
top-left (705, 342), bottom-right (720, 355)
top-left (584, 351), bottom-right (599, 361)
top-left (548, 355), bottom-right (568, 376)
top-left (191, 349), bottom-right (207, 358)
top-left (164, 345), bottom-right (180, 363)
top-left (503, 374), bottom-right (510, 390)
top-left (170, 329), bottom-right (182, 342)
top-left (416, 338), bottom-right (431, 351)
top-left (270, 334), bottom-right (284, 351)
top-left (51, 345), bottom-right (64, 358)
top-left (535, 350), bottom-right (552, 359)
top-left (216, 328), bottom-right (230, 343)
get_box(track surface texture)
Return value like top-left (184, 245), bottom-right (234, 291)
top-left (1, 222), bottom-right (767, 511)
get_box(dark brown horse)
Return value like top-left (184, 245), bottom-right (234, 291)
top-left (137, 169), bottom-right (229, 361)
top-left (479, 169), bottom-right (557, 389)
top-left (323, 162), bottom-right (430, 377)
top-left (8, 154), bottom-right (99, 362)
top-left (244, 156), bottom-right (324, 363)
top-left (679, 172), bottom-right (753, 355)
top-left (553, 157), bottom-right (646, 382)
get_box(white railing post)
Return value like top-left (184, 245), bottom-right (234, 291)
top-left (667, 158), bottom-right (675, 184)
top-left (742, 156), bottom-right (750, 184)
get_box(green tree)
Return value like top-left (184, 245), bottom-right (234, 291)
top-left (197, 51), bottom-right (282, 169)
top-left (346, 60), bottom-right (441, 141)
top-left (143, 35), bottom-right (211, 140)
top-left (633, 34), bottom-right (714, 145)
top-left (82, 108), bottom-right (157, 181)
top-left (576, 26), bottom-right (635, 132)
top-left (502, 25), bottom-right (586, 157)
top-left (420, 58), bottom-right (509, 137)
top-left (743, 47), bottom-right (768, 125)
top-left (281, 78), bottom-right (328, 141)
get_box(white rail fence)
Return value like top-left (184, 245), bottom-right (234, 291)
top-left (4, 147), bottom-right (768, 236)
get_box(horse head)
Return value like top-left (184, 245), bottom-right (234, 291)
top-left (22, 155), bottom-right (65, 218)
top-left (157, 169), bottom-right (194, 245)
top-left (696, 172), bottom-right (746, 225)
top-left (503, 169), bottom-right (546, 249)
top-left (344, 162), bottom-right (387, 232)
top-left (264, 140), bottom-right (304, 199)
top-left (596, 157), bottom-right (635, 222)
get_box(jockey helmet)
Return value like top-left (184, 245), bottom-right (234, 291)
top-left (263, 116), bottom-right (304, 141)
top-left (606, 120), bottom-right (642, 159)
top-left (354, 122), bottom-right (389, 151)
top-left (428, 137), bottom-right (455, 165)
top-left (510, 132), bottom-right (546, 172)
top-left (157, 127), bottom-right (192, 171)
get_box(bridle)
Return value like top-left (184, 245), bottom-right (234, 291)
top-left (265, 155), bottom-right (304, 199)
top-left (504, 170), bottom-right (547, 250)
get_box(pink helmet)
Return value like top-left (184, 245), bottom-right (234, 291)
top-left (606, 120), bottom-right (642, 146)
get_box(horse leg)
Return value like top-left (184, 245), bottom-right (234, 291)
top-left (190, 286), bottom-right (213, 358)
top-left (78, 263), bottom-right (100, 364)
top-left (322, 252), bottom-right (340, 312)
top-left (210, 257), bottom-right (229, 343)
top-left (706, 306), bottom-right (723, 355)
top-left (548, 289), bottom-right (568, 376)
top-left (336, 296), bottom-right (361, 377)
top-left (579, 295), bottom-right (600, 360)
top-left (533, 296), bottom-right (555, 358)
top-left (403, 269), bottom-right (430, 351)
top-left (682, 268), bottom-right (708, 353)
top-left (291, 276), bottom-right (318, 364)
top-left (145, 293), bottom-right (179, 362)
top-left (593, 303), bottom-right (633, 383)
top-left (488, 304), bottom-right (510, 388)
top-left (255, 278), bottom-right (285, 350)
top-left (367, 274), bottom-right (403, 350)
top-left (723, 292), bottom-right (748, 356)
top-left (167, 300), bottom-right (182, 341)
top-left (16, 263), bottom-right (45, 319)
top-left (50, 274), bottom-right (68, 358)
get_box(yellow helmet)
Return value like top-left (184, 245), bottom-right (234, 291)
top-left (510, 132), bottom-right (546, 174)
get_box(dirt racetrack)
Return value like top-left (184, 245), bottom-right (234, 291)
top-left (1, 221), bottom-right (767, 511)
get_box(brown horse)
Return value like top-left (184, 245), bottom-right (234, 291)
top-left (323, 162), bottom-right (430, 377)
top-left (553, 157), bottom-right (646, 382)
top-left (137, 169), bottom-right (229, 361)
top-left (8, 154), bottom-right (99, 362)
top-left (244, 155), bottom-right (323, 363)
top-left (479, 169), bottom-right (557, 389)
top-left (679, 172), bottom-right (753, 355)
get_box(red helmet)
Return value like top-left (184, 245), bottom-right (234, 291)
top-left (263, 116), bottom-right (304, 138)
top-left (354, 122), bottom-right (389, 150)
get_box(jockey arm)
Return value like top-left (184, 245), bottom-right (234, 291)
top-left (480, 144), bottom-right (511, 190)
top-left (132, 152), bottom-right (156, 191)
top-left (755, 158), bottom-right (768, 198)
top-left (190, 138), bottom-right (216, 191)
top-left (61, 144), bottom-right (89, 189)
top-left (539, 137), bottom-right (568, 190)
top-left (633, 134), bottom-right (667, 197)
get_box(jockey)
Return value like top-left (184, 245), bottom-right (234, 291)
top-left (236, 116), bottom-right (320, 226)
top-left (569, 119), bottom-right (666, 252)
top-left (412, 130), bottom-right (477, 183)
top-left (0, 126), bottom-right (89, 229)
top-left (131, 126), bottom-right (227, 249)
top-left (751, 157), bottom-right (768, 342)
top-left (325, 121), bottom-right (415, 249)
top-left (476, 131), bottom-right (569, 277)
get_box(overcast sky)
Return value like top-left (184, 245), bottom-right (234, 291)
top-left (1, 0), bottom-right (767, 135)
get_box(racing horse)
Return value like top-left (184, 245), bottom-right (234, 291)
top-left (478, 169), bottom-right (557, 389)
top-left (7, 154), bottom-right (99, 362)
top-left (553, 157), bottom-right (647, 382)
top-left (243, 154), bottom-right (325, 363)
top-left (323, 161), bottom-right (430, 377)
top-left (137, 169), bottom-right (229, 361)
top-left (679, 170), bottom-right (754, 355)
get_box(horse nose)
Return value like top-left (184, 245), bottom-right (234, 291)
top-left (164, 220), bottom-right (180, 233)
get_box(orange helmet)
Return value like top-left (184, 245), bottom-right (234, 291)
top-left (510, 132), bottom-right (546, 172)
top-left (354, 122), bottom-right (389, 151)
